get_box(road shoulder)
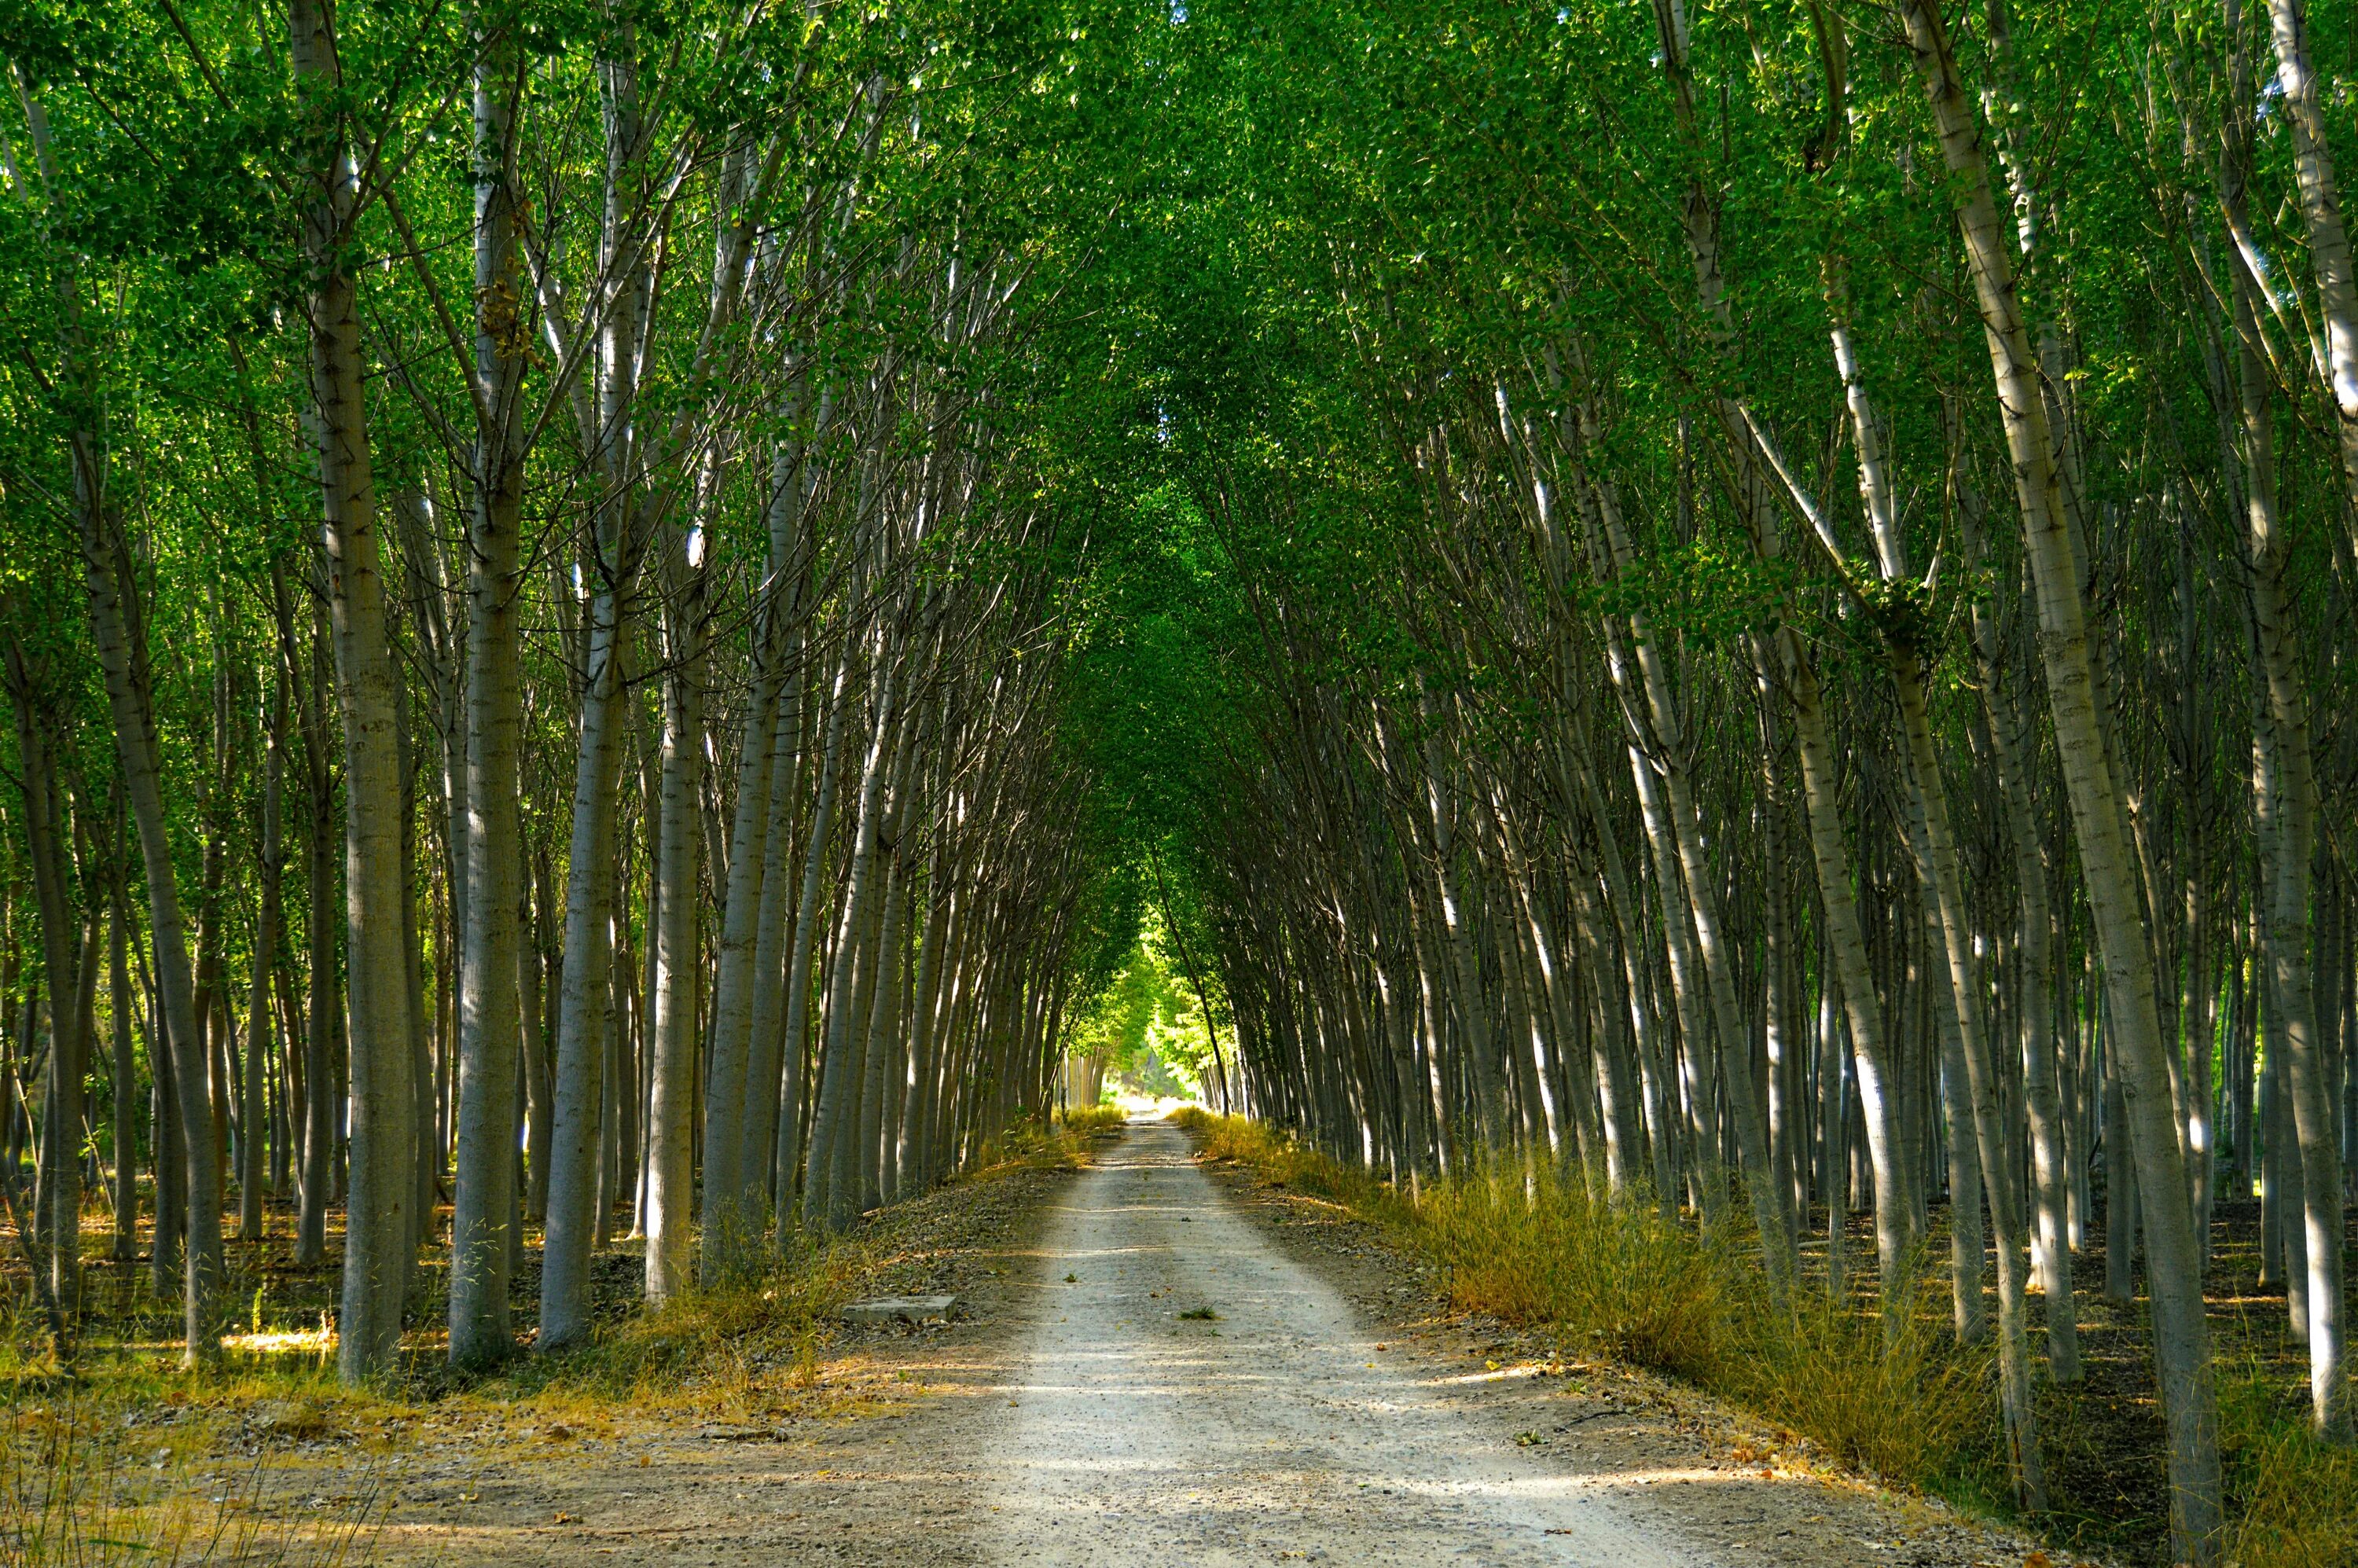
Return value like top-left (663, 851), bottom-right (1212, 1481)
top-left (311, 1141), bottom-right (1108, 1567)
top-left (1190, 1144), bottom-right (2078, 1568)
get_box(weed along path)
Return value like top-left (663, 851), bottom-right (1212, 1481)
top-left (971, 1118), bottom-right (2051, 1568)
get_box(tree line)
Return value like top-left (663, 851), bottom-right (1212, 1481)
top-left (2, 0), bottom-right (1140, 1384)
top-left (1073, 3), bottom-right (2358, 1566)
top-left (9, 2), bottom-right (2358, 1565)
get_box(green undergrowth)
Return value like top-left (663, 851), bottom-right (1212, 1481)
top-left (1170, 1109), bottom-right (2358, 1566)
top-left (2, 1116), bottom-right (1107, 1564)
top-left (2215, 1362), bottom-right (2358, 1568)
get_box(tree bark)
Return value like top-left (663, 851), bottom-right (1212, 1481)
top-left (243, 644), bottom-right (289, 1243)
top-left (1893, 2), bottom-right (2221, 1547)
top-left (448, 19), bottom-right (532, 1368)
top-left (2224, 29), bottom-right (2347, 1425)
top-left (292, 0), bottom-right (417, 1383)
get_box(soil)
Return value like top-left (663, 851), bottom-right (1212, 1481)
top-left (33, 1122), bottom-right (2239, 1565)
top-left (18, 1118), bottom-right (2339, 1556)
top-left (285, 1118), bottom-right (2064, 1566)
top-left (295, 1155), bottom-right (1088, 1566)
top-left (1174, 1126), bottom-right (2066, 1568)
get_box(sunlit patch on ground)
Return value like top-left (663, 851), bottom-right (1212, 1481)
top-left (220, 1328), bottom-right (339, 1355)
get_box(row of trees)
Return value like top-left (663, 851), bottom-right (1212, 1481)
top-left (1082, 3), bottom-right (2358, 1566)
top-left (2, 0), bottom-right (1139, 1383)
top-left (1055, 905), bottom-right (1236, 1111)
top-left (11, 3), bottom-right (2358, 1563)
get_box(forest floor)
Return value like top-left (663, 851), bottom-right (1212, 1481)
top-left (17, 1118), bottom-right (2333, 1566)
top-left (2009, 1193), bottom-right (2358, 1567)
top-left (298, 1116), bottom-right (2052, 1568)
top-left (1151, 1122), bottom-right (2057, 1568)
top-left (2, 1126), bottom-right (1102, 1566)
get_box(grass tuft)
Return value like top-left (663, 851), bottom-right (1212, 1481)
top-left (1412, 1158), bottom-right (1722, 1383)
top-left (1169, 1107), bottom-right (1388, 1209)
top-left (1055, 1103), bottom-right (1129, 1138)
top-left (1722, 1288), bottom-right (1991, 1490)
top-left (2217, 1362), bottom-right (2358, 1568)
top-left (0, 1397), bottom-right (381, 1567)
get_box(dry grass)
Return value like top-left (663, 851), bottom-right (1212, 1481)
top-left (0, 1117), bottom-right (1111, 1564)
top-left (0, 1397), bottom-right (382, 1567)
top-left (495, 1115), bottom-right (1107, 1417)
top-left (1173, 1109), bottom-right (2358, 1562)
top-left (1054, 1103), bottom-right (1129, 1137)
top-left (1721, 1287), bottom-right (1992, 1489)
top-left (543, 1234), bottom-right (870, 1407)
top-left (2217, 1363), bottom-right (2358, 1568)
top-left (1172, 1110), bottom-right (1989, 1493)
top-left (1169, 1107), bottom-right (1390, 1210)
top-left (1412, 1159), bottom-right (1723, 1383)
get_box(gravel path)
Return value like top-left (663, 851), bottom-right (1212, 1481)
top-left (975, 1118), bottom-right (1684, 1566)
top-left (332, 1118), bottom-right (2055, 1567)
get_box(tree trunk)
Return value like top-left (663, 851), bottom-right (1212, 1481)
top-left (292, 0), bottom-right (417, 1383)
top-left (807, 650), bottom-right (898, 1233)
top-left (448, 23), bottom-right (532, 1368)
top-left (699, 643), bottom-right (781, 1277)
top-left (644, 569), bottom-right (707, 1303)
top-left (19, 67), bottom-right (226, 1354)
top-left (243, 649), bottom-right (288, 1243)
top-left (1893, 2), bottom-right (2221, 1548)
top-left (110, 887), bottom-right (136, 1261)
top-left (2224, 0), bottom-right (2346, 1436)
top-left (4, 650), bottom-right (85, 1327)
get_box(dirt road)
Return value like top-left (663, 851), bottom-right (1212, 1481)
top-left (354, 1120), bottom-right (2056, 1566)
top-left (975, 1118), bottom-right (1678, 1565)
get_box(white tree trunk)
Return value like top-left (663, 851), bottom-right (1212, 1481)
top-left (644, 551), bottom-right (708, 1304)
top-left (1894, 2), bottom-right (2220, 1549)
top-left (292, 0), bottom-right (417, 1383)
top-left (699, 660), bottom-right (780, 1275)
top-left (2226, 75), bottom-right (2349, 1430)
top-left (448, 26), bottom-right (531, 1367)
